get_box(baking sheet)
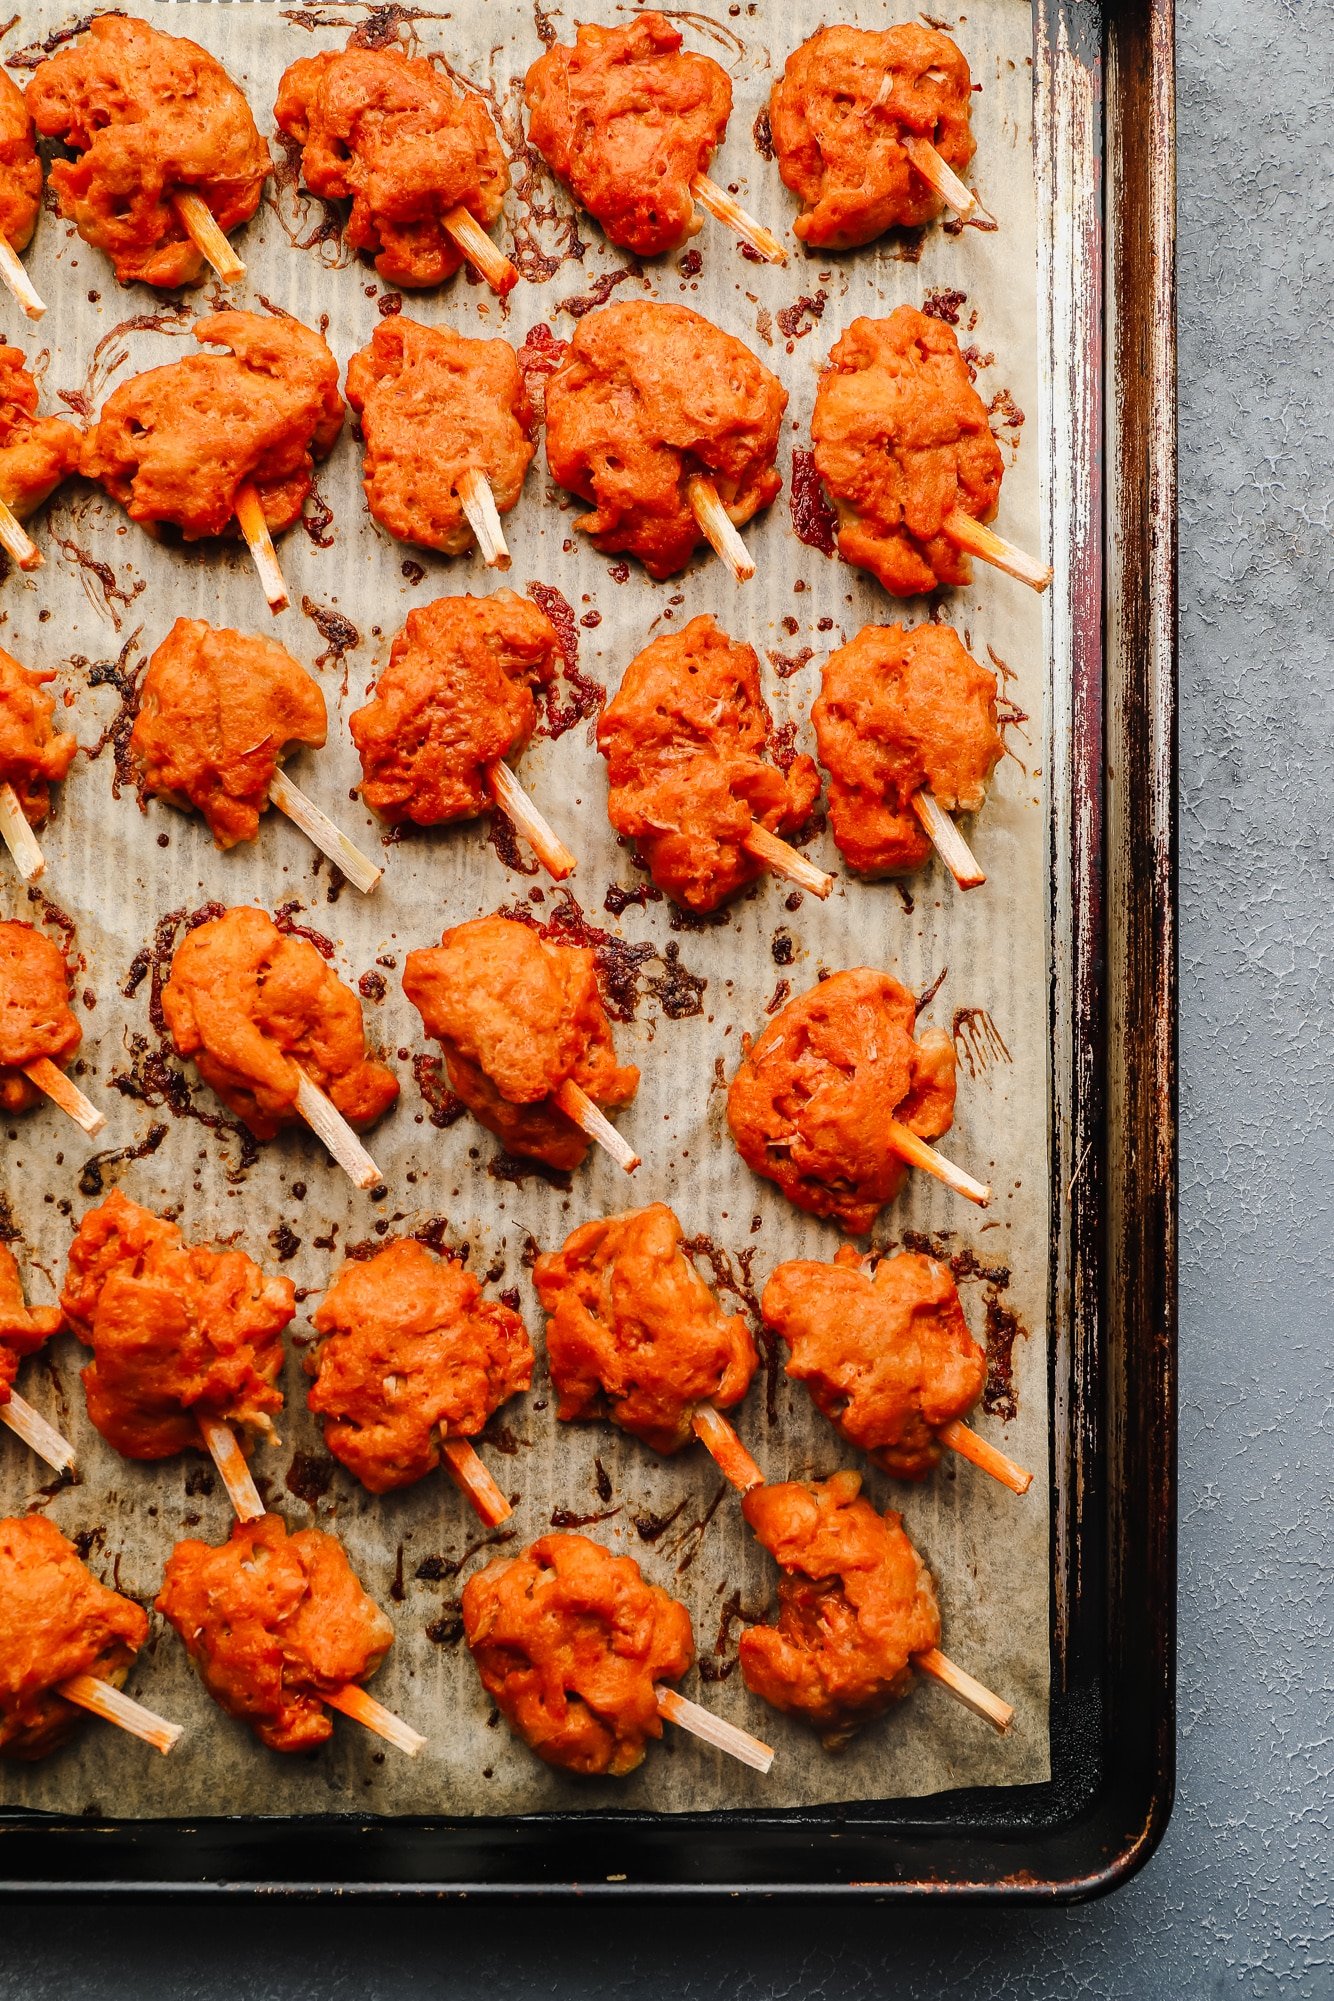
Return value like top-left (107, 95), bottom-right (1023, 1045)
top-left (0, 0), bottom-right (1050, 1816)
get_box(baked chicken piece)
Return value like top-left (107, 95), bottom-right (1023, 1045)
top-left (545, 301), bottom-right (786, 580)
top-left (0, 1515), bottom-right (149, 1761)
top-left (462, 1531), bottom-right (693, 1776)
top-left (534, 1204), bottom-right (756, 1456)
top-left (598, 614), bottom-right (819, 911)
top-left (274, 43), bottom-right (509, 289)
top-left (0, 69), bottom-right (41, 259)
top-left (0, 1243), bottom-right (61, 1410)
top-left (349, 593), bottom-right (559, 829)
top-left (811, 622), bottom-right (1001, 877)
top-left (525, 14), bottom-right (731, 257)
top-left (130, 618), bottom-right (327, 850)
top-left (0, 346), bottom-right (82, 526)
top-left (160, 905), bottom-right (399, 1142)
top-left (307, 1238), bottom-right (533, 1495)
top-left (157, 1513), bottom-right (395, 1753)
top-left (403, 915), bottom-right (638, 1171)
top-left (727, 969), bottom-right (956, 1234)
top-left (346, 319), bottom-right (536, 558)
top-left (81, 311), bottom-right (345, 544)
top-left (811, 307), bottom-right (1004, 597)
top-left (739, 1471), bottom-right (940, 1746)
top-left (0, 646), bottom-right (76, 830)
top-left (0, 919), bottom-right (81, 1117)
top-left (762, 1247), bottom-right (986, 1479)
top-left (26, 15), bottom-right (268, 289)
top-left (769, 25), bottom-right (975, 250)
top-left (61, 1188), bottom-right (292, 1462)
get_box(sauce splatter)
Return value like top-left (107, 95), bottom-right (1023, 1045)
top-left (788, 448), bottom-right (837, 556)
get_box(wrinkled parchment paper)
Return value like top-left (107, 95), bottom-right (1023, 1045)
top-left (0, 0), bottom-right (1051, 1818)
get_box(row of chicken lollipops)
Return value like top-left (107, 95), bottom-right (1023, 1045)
top-left (0, 1175), bottom-right (1024, 1779)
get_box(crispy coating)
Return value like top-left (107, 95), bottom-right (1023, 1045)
top-left (598, 614), bottom-right (820, 911)
top-left (525, 15), bottom-right (731, 257)
top-left (812, 307), bottom-right (1004, 597)
top-left (346, 319), bottom-right (536, 557)
top-left (81, 311), bottom-right (345, 540)
top-left (763, 1248), bottom-right (985, 1479)
top-left (534, 1204), bottom-right (756, 1455)
top-left (726, 968), bottom-right (956, 1233)
top-left (156, 1513), bottom-right (394, 1753)
top-left (61, 1189), bottom-right (292, 1461)
top-left (811, 622), bottom-right (1001, 876)
top-left (462, 1532), bottom-right (693, 1776)
top-left (403, 915), bottom-right (638, 1170)
top-left (308, 1239), bottom-right (533, 1494)
top-left (0, 919), bottom-right (80, 1117)
top-left (545, 301), bottom-right (786, 580)
top-left (739, 1471), bottom-right (940, 1744)
top-left (0, 647), bottom-right (76, 828)
top-left (0, 346), bottom-right (82, 524)
top-left (0, 69), bottom-right (41, 255)
top-left (0, 1515), bottom-right (149, 1761)
top-left (769, 25), bottom-right (975, 250)
top-left (26, 16), bottom-right (268, 289)
top-left (131, 618), bottom-right (327, 850)
top-left (349, 594), bottom-right (559, 828)
top-left (0, 1243), bottom-right (61, 1406)
top-left (274, 45), bottom-right (508, 289)
top-left (161, 906), bottom-right (399, 1142)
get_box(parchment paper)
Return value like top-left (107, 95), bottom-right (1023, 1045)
top-left (0, 0), bottom-right (1051, 1818)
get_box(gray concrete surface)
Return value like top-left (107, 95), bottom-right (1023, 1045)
top-left (1, 0), bottom-right (1329, 1992)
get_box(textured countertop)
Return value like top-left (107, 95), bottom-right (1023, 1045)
top-left (2, 0), bottom-right (1328, 1993)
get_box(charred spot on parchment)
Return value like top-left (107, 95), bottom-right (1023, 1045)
top-left (549, 1502), bottom-right (621, 1529)
top-left (272, 900), bottom-right (336, 960)
top-left (556, 261), bottom-right (643, 320)
top-left (285, 1451), bottom-right (338, 1505)
top-left (776, 291), bottom-right (827, 345)
top-left (526, 579), bottom-right (604, 740)
top-left (514, 321), bottom-right (568, 422)
top-left (410, 1053), bottom-right (467, 1130)
top-left (77, 627), bottom-right (144, 795)
top-left (698, 1584), bottom-right (770, 1684)
top-left (299, 595), bottom-right (360, 694)
top-left (265, 130), bottom-right (352, 267)
top-left (951, 1007), bottom-right (1012, 1077)
top-left (78, 1123), bottom-right (168, 1199)
top-left (788, 448), bottom-right (837, 556)
top-left (415, 1526), bottom-right (515, 1583)
top-left (497, 884), bottom-right (707, 1026)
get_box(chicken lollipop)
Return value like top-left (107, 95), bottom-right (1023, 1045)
top-left (131, 619), bottom-right (326, 849)
top-left (0, 69), bottom-right (44, 317)
top-left (811, 621), bottom-right (1002, 888)
top-left (0, 644), bottom-right (77, 883)
top-left (534, 1204), bottom-right (760, 1485)
top-left (544, 301), bottom-right (786, 581)
top-left (274, 42), bottom-right (514, 293)
top-left (0, 345), bottom-right (83, 573)
top-left (403, 914), bottom-right (639, 1173)
top-left (769, 25), bottom-right (976, 249)
top-left (80, 311), bottom-right (345, 613)
top-left (346, 318), bottom-right (536, 570)
top-left (811, 307), bottom-right (1047, 596)
top-left (741, 1472), bottom-right (1012, 1742)
top-left (160, 905), bottom-right (398, 1186)
top-left (727, 968), bottom-right (989, 1233)
top-left (525, 14), bottom-right (783, 264)
top-left (598, 614), bottom-right (826, 911)
top-left (307, 1238), bottom-right (533, 1523)
top-left (349, 592), bottom-right (571, 875)
top-left (0, 1243), bottom-right (71, 1475)
top-left (26, 15), bottom-right (268, 288)
top-left (61, 1188), bottom-right (293, 1466)
top-left (461, 1532), bottom-right (693, 1776)
top-left (0, 1516), bottom-right (164, 1761)
top-left (0, 918), bottom-right (102, 1136)
top-left (157, 1513), bottom-right (415, 1754)
top-left (762, 1246), bottom-right (1030, 1495)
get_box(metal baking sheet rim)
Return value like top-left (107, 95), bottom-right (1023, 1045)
top-left (0, 0), bottom-right (1177, 1898)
